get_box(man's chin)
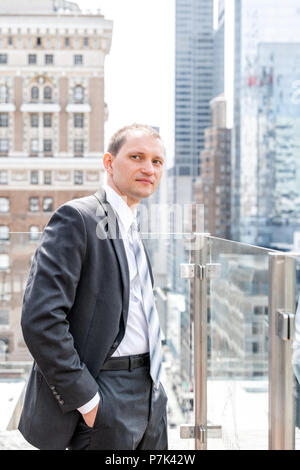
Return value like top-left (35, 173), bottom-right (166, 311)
top-left (132, 184), bottom-right (155, 199)
top-left (138, 188), bottom-right (154, 199)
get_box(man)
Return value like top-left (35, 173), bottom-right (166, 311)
top-left (18, 123), bottom-right (168, 450)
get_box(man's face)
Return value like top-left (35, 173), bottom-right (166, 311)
top-left (105, 130), bottom-right (165, 207)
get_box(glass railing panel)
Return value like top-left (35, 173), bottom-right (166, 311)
top-left (0, 232), bottom-right (41, 363)
top-left (294, 258), bottom-right (300, 449)
top-left (206, 237), bottom-right (272, 450)
top-left (0, 233), bottom-right (41, 438)
top-left (0, 232), bottom-right (194, 449)
top-left (143, 233), bottom-right (195, 450)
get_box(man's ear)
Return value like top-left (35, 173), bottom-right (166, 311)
top-left (103, 152), bottom-right (114, 175)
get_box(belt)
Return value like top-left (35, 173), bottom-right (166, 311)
top-left (101, 353), bottom-right (150, 371)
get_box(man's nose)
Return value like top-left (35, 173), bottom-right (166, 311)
top-left (141, 160), bottom-right (154, 174)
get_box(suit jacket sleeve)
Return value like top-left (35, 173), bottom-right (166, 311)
top-left (21, 202), bottom-right (99, 414)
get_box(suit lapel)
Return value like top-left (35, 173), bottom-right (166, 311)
top-left (94, 188), bottom-right (130, 327)
top-left (94, 187), bottom-right (154, 318)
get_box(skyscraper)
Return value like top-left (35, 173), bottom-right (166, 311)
top-left (256, 43), bottom-right (300, 248)
top-left (169, 0), bottom-right (214, 293)
top-left (213, 0), bottom-right (225, 99)
top-left (195, 95), bottom-right (231, 239)
top-left (174, 0), bottom-right (214, 190)
top-left (231, 0), bottom-right (300, 246)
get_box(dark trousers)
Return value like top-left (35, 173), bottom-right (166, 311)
top-left (68, 362), bottom-right (168, 450)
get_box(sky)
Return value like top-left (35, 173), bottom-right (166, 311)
top-left (75, 0), bottom-right (176, 167)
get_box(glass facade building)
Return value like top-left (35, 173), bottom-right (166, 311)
top-left (257, 43), bottom-right (300, 248)
top-left (175, 0), bottom-right (214, 181)
top-left (170, 0), bottom-right (214, 294)
top-left (232, 0), bottom-right (300, 246)
top-left (213, 0), bottom-right (225, 98)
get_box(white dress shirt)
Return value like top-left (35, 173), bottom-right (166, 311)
top-left (77, 184), bottom-right (149, 414)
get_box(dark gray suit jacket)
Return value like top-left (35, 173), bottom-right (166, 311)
top-left (18, 188), bottom-right (153, 450)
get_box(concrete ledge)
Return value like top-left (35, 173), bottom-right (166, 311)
top-left (0, 430), bottom-right (36, 450)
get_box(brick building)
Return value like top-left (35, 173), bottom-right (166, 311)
top-left (194, 95), bottom-right (231, 239)
top-left (0, 0), bottom-right (112, 360)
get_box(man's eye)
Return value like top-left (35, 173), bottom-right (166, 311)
top-left (131, 155), bottom-right (140, 160)
top-left (154, 160), bottom-right (163, 165)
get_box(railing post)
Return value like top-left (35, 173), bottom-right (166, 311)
top-left (268, 253), bottom-right (296, 449)
top-left (194, 233), bottom-right (208, 450)
top-left (180, 234), bottom-right (222, 448)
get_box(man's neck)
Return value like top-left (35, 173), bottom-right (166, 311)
top-left (106, 181), bottom-right (139, 213)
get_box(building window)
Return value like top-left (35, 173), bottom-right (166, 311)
top-left (0, 226), bottom-right (9, 241)
top-left (30, 170), bottom-right (39, 184)
top-left (0, 113), bottom-right (8, 127)
top-left (45, 54), bottom-right (54, 65)
top-left (74, 113), bottom-right (84, 128)
top-left (179, 166), bottom-right (190, 176)
top-left (0, 54), bottom-right (7, 64)
top-left (31, 113), bottom-right (39, 127)
top-left (29, 226), bottom-right (40, 241)
top-left (0, 254), bottom-right (9, 271)
top-left (0, 139), bottom-right (8, 154)
top-left (65, 37), bottom-right (70, 47)
top-left (43, 139), bottom-right (52, 154)
top-left (44, 170), bottom-right (52, 185)
top-left (74, 170), bottom-right (83, 185)
top-left (254, 306), bottom-right (263, 315)
top-left (45, 37), bottom-right (52, 48)
top-left (252, 323), bottom-right (262, 335)
top-left (43, 197), bottom-right (53, 212)
top-left (16, 35), bottom-right (23, 47)
top-left (74, 139), bottom-right (84, 155)
top-left (74, 54), bottom-right (83, 65)
top-left (0, 171), bottom-right (8, 184)
top-left (31, 86), bottom-right (39, 101)
top-left (0, 198), bottom-right (9, 213)
top-left (28, 54), bottom-right (37, 65)
top-left (0, 85), bottom-right (8, 103)
top-left (0, 311), bottom-right (9, 327)
top-left (74, 85), bottom-right (84, 103)
top-left (43, 113), bottom-right (52, 127)
top-left (43, 86), bottom-right (52, 101)
top-left (29, 197), bottom-right (39, 212)
top-left (36, 37), bottom-right (42, 47)
top-left (31, 139), bottom-right (39, 155)
top-left (7, 36), bottom-right (13, 46)
top-left (83, 37), bottom-right (89, 47)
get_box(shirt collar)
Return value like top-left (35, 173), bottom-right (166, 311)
top-left (103, 184), bottom-right (136, 233)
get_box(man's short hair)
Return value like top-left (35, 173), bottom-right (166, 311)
top-left (107, 123), bottom-right (163, 157)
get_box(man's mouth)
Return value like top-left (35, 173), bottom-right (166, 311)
top-left (136, 178), bottom-right (154, 185)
